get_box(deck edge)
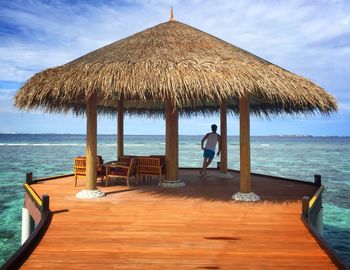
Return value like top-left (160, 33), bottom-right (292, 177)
top-left (301, 215), bottom-right (349, 270)
top-left (0, 210), bottom-right (52, 270)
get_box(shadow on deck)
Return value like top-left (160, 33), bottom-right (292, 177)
top-left (94, 168), bottom-right (318, 203)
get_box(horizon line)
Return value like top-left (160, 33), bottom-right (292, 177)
top-left (0, 133), bottom-right (349, 138)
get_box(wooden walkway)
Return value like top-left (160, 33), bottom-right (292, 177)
top-left (22, 170), bottom-right (336, 269)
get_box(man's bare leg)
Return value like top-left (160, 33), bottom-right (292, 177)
top-left (204, 158), bottom-right (213, 175)
top-left (201, 156), bottom-right (214, 175)
top-left (201, 157), bottom-right (208, 175)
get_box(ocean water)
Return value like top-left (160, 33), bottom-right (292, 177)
top-left (0, 134), bottom-right (349, 266)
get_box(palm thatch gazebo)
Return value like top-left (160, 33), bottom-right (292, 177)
top-left (14, 11), bottom-right (337, 200)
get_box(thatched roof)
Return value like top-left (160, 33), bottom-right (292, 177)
top-left (14, 19), bottom-right (337, 116)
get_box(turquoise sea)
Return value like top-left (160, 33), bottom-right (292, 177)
top-left (0, 134), bottom-right (349, 266)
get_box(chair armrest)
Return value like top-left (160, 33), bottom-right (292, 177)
top-left (103, 161), bottom-right (119, 166)
top-left (111, 164), bottom-right (130, 169)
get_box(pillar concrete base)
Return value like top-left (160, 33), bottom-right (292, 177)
top-left (232, 192), bottom-right (260, 202)
top-left (76, 189), bottom-right (105, 199)
top-left (159, 180), bottom-right (186, 188)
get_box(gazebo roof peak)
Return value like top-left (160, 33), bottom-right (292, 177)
top-left (169, 7), bottom-right (175, 21)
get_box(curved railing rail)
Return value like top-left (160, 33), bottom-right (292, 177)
top-left (24, 183), bottom-right (43, 208)
top-left (1, 173), bottom-right (52, 270)
top-left (301, 175), bottom-right (348, 270)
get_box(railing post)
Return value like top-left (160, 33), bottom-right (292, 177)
top-left (302, 196), bottom-right (310, 219)
top-left (41, 194), bottom-right (50, 213)
top-left (26, 172), bottom-right (33, 184)
top-left (314, 174), bottom-right (321, 186)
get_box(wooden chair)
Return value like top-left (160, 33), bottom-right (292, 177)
top-left (73, 156), bottom-right (105, 187)
top-left (116, 155), bottom-right (137, 165)
top-left (105, 158), bottom-right (137, 187)
top-left (137, 157), bottom-right (165, 184)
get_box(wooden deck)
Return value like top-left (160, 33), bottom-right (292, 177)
top-left (22, 169), bottom-right (336, 269)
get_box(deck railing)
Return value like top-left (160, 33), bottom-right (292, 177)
top-left (1, 173), bottom-right (52, 270)
top-left (302, 174), bottom-right (324, 235)
top-left (301, 175), bottom-right (348, 270)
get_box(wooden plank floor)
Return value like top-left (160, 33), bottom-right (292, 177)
top-left (22, 170), bottom-right (336, 269)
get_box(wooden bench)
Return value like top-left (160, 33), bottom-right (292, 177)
top-left (137, 156), bottom-right (165, 184)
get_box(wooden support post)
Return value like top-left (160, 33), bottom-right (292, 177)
top-left (220, 100), bottom-right (228, 173)
top-left (165, 100), bottom-right (179, 181)
top-left (117, 100), bottom-right (124, 158)
top-left (86, 93), bottom-right (97, 190)
top-left (239, 96), bottom-right (251, 193)
top-left (314, 174), bottom-right (321, 186)
top-left (26, 172), bottom-right (33, 184)
top-left (302, 196), bottom-right (310, 219)
top-left (41, 194), bottom-right (50, 213)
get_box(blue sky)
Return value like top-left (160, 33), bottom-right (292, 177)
top-left (0, 0), bottom-right (349, 135)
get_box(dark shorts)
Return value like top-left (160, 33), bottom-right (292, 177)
top-left (203, 149), bottom-right (215, 160)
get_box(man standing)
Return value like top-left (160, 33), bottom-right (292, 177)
top-left (200, 124), bottom-right (221, 175)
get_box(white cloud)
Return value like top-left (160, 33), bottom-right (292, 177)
top-left (0, 87), bottom-right (15, 97)
top-left (0, 90), bottom-right (16, 112)
top-left (1, 0), bottom-right (350, 84)
top-left (339, 103), bottom-right (350, 111)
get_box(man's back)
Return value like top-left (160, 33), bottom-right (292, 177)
top-left (205, 132), bottom-right (218, 151)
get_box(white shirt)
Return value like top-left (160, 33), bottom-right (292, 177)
top-left (205, 133), bottom-right (218, 151)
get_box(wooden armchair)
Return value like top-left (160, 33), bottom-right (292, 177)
top-left (137, 157), bottom-right (165, 184)
top-left (73, 156), bottom-right (105, 187)
top-left (105, 158), bottom-right (137, 187)
top-left (116, 155), bottom-right (137, 165)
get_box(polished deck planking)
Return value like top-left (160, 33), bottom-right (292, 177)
top-left (21, 170), bottom-right (336, 269)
